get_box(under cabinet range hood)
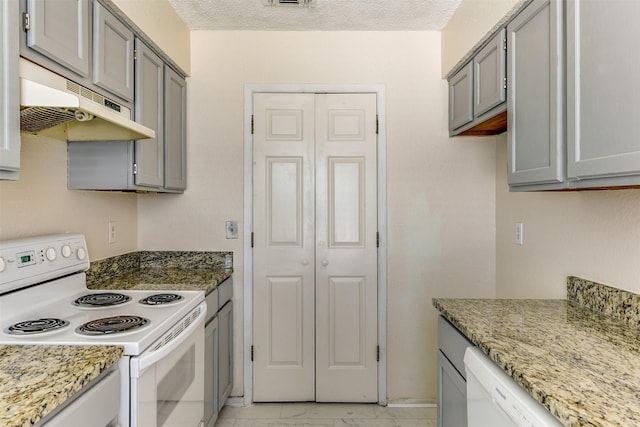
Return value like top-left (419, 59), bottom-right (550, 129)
top-left (19, 58), bottom-right (155, 141)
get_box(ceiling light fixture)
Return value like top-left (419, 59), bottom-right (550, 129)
top-left (262, 0), bottom-right (316, 7)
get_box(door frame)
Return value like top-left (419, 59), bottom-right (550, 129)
top-left (242, 84), bottom-right (387, 406)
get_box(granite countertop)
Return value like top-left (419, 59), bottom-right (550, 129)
top-left (85, 250), bottom-right (233, 294)
top-left (0, 345), bottom-right (123, 427)
top-left (433, 277), bottom-right (640, 427)
top-left (88, 267), bottom-right (232, 294)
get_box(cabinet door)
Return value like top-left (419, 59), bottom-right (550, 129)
top-left (218, 301), bottom-right (233, 409)
top-left (567, 0), bottom-right (640, 180)
top-left (204, 316), bottom-right (219, 427)
top-left (134, 39), bottom-right (164, 188)
top-left (449, 62), bottom-right (473, 131)
top-left (1, 0), bottom-right (20, 180)
top-left (164, 66), bottom-right (187, 190)
top-left (438, 352), bottom-right (467, 427)
top-left (474, 29), bottom-right (506, 118)
top-left (25, 0), bottom-right (90, 77)
top-left (507, 0), bottom-right (564, 186)
top-left (93, 1), bottom-right (134, 102)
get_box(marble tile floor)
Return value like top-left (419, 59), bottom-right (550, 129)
top-left (214, 403), bottom-right (438, 427)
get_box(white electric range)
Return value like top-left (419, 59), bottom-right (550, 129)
top-left (0, 234), bottom-right (206, 427)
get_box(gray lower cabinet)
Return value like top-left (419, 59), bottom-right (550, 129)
top-left (508, 0), bottom-right (640, 191)
top-left (438, 352), bottom-right (466, 427)
top-left (437, 316), bottom-right (472, 427)
top-left (205, 307), bottom-right (219, 427)
top-left (449, 29), bottom-right (507, 136)
top-left (1, 0), bottom-right (20, 181)
top-left (204, 279), bottom-right (233, 427)
top-left (93, 1), bottom-right (134, 103)
top-left (164, 66), bottom-right (187, 191)
top-left (507, 0), bottom-right (564, 188)
top-left (218, 300), bottom-right (233, 409)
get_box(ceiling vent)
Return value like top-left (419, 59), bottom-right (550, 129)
top-left (263, 0), bottom-right (316, 7)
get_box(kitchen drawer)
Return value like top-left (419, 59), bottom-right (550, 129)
top-left (217, 277), bottom-right (233, 310)
top-left (438, 316), bottom-right (473, 378)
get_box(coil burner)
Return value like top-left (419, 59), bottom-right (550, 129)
top-left (139, 293), bottom-right (184, 306)
top-left (76, 315), bottom-right (150, 336)
top-left (73, 292), bottom-right (131, 307)
top-left (5, 318), bottom-right (70, 335)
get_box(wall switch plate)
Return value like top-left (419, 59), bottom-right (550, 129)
top-left (226, 221), bottom-right (238, 239)
top-left (515, 222), bottom-right (523, 245)
top-left (108, 221), bottom-right (118, 244)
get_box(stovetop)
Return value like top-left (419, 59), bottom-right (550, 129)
top-left (0, 234), bottom-right (205, 355)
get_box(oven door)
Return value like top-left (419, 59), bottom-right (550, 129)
top-left (130, 304), bottom-right (206, 427)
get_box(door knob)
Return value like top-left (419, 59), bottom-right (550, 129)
top-left (321, 259), bottom-right (329, 267)
top-left (302, 259), bottom-right (309, 266)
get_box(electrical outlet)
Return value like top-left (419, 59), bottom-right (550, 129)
top-left (515, 222), bottom-right (523, 245)
top-left (226, 221), bottom-right (238, 239)
top-left (108, 221), bottom-right (118, 244)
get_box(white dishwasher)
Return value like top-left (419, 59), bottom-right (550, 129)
top-left (464, 347), bottom-right (563, 427)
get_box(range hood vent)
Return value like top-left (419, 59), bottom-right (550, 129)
top-left (19, 58), bottom-right (155, 141)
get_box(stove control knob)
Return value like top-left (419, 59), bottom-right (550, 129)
top-left (45, 247), bottom-right (57, 261)
top-left (61, 245), bottom-right (72, 258)
top-left (77, 247), bottom-right (87, 260)
top-left (0, 257), bottom-right (5, 272)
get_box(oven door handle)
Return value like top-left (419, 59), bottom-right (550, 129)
top-left (131, 304), bottom-right (206, 378)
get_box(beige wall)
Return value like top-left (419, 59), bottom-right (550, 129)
top-left (441, 0), bottom-right (520, 76)
top-left (137, 31), bottom-right (497, 402)
top-left (495, 135), bottom-right (640, 298)
top-left (111, 0), bottom-right (191, 74)
top-left (0, 129), bottom-right (138, 261)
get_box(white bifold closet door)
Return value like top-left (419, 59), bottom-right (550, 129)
top-left (252, 92), bottom-right (378, 402)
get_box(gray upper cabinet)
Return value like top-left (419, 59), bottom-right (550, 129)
top-left (93, 1), bottom-right (134, 102)
top-left (134, 39), bottom-right (164, 188)
top-left (449, 62), bottom-right (473, 132)
top-left (566, 0), bottom-right (640, 182)
top-left (474, 29), bottom-right (506, 118)
top-left (164, 66), bottom-right (187, 191)
top-left (448, 29), bottom-right (507, 136)
top-left (21, 0), bottom-right (134, 107)
top-left (23, 0), bottom-right (90, 78)
top-left (68, 45), bottom-right (187, 193)
top-left (508, 0), bottom-right (640, 190)
top-left (1, 0), bottom-right (21, 180)
top-left (507, 0), bottom-right (563, 187)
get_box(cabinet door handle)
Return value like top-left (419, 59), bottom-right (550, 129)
top-left (321, 259), bottom-right (329, 267)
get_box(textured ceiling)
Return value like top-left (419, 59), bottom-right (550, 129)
top-left (168, 0), bottom-right (462, 31)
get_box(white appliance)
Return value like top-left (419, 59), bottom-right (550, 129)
top-left (0, 234), bottom-right (206, 427)
top-left (464, 347), bottom-right (563, 427)
top-left (19, 58), bottom-right (155, 141)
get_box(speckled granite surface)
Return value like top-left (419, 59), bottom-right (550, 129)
top-left (567, 276), bottom-right (640, 328)
top-left (0, 345), bottom-right (123, 427)
top-left (433, 278), bottom-right (640, 427)
top-left (86, 251), bottom-right (233, 294)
